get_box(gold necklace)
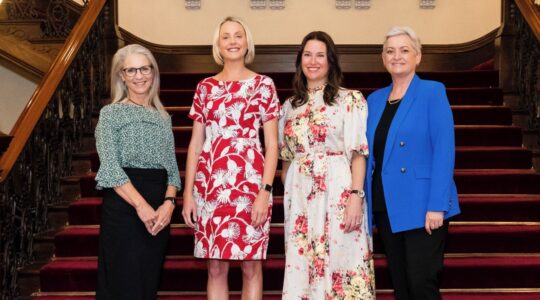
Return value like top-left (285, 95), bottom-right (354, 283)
top-left (388, 98), bottom-right (402, 105)
top-left (307, 83), bottom-right (327, 94)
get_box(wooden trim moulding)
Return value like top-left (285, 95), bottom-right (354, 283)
top-left (515, 0), bottom-right (540, 41)
top-left (0, 47), bottom-right (44, 78)
top-left (119, 27), bottom-right (499, 55)
top-left (0, 0), bottom-right (107, 182)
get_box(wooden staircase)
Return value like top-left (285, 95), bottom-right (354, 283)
top-left (26, 70), bottom-right (540, 299)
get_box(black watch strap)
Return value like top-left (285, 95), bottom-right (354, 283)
top-left (262, 183), bottom-right (273, 193)
top-left (164, 196), bottom-right (176, 206)
top-left (350, 189), bottom-right (365, 198)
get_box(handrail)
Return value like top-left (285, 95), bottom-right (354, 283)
top-left (515, 0), bottom-right (540, 40)
top-left (0, 0), bottom-right (106, 182)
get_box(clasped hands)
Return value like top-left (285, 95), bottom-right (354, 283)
top-left (136, 201), bottom-right (174, 236)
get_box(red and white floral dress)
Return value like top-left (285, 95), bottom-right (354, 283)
top-left (189, 75), bottom-right (280, 260)
top-left (279, 87), bottom-right (375, 299)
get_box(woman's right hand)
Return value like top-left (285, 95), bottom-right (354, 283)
top-left (136, 202), bottom-right (158, 234)
top-left (182, 194), bottom-right (198, 228)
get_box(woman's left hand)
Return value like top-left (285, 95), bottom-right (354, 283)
top-left (425, 211), bottom-right (444, 235)
top-left (343, 193), bottom-right (364, 233)
top-left (151, 201), bottom-right (175, 236)
top-left (251, 190), bottom-right (269, 227)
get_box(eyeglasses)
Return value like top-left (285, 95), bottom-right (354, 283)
top-left (122, 65), bottom-right (153, 77)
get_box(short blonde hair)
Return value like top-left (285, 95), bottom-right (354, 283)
top-left (110, 44), bottom-right (168, 117)
top-left (383, 26), bottom-right (422, 54)
top-left (212, 16), bottom-right (255, 66)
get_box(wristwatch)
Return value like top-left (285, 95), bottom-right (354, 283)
top-left (350, 189), bottom-right (365, 198)
top-left (261, 183), bottom-right (273, 193)
top-left (164, 196), bottom-right (176, 206)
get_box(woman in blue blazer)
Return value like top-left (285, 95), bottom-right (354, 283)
top-left (365, 27), bottom-right (460, 300)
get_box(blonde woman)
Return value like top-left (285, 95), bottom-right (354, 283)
top-left (95, 44), bottom-right (181, 300)
top-left (182, 17), bottom-right (280, 299)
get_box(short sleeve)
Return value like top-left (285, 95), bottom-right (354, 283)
top-left (189, 82), bottom-right (206, 124)
top-left (94, 106), bottom-right (130, 189)
top-left (278, 100), bottom-right (295, 162)
top-left (261, 77), bottom-right (280, 123)
top-left (343, 90), bottom-right (369, 161)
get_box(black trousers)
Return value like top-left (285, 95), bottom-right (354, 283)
top-left (374, 212), bottom-right (449, 300)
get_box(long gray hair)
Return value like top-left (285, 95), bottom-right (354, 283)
top-left (110, 44), bottom-right (168, 117)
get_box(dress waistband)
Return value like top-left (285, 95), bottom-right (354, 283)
top-left (294, 150), bottom-right (344, 157)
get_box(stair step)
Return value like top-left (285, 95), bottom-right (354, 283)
top-left (451, 106), bottom-right (512, 125)
top-left (78, 169), bottom-right (540, 198)
top-left (160, 87), bottom-right (503, 107)
top-left (30, 289), bottom-right (540, 300)
top-left (84, 146), bottom-right (532, 172)
top-left (453, 125), bottom-right (522, 147)
top-left (454, 169), bottom-right (540, 194)
top-left (68, 194), bottom-right (540, 226)
top-left (159, 71), bottom-right (499, 90)
top-left (164, 105), bottom-right (513, 126)
top-left (53, 223), bottom-right (540, 257)
top-left (39, 254), bottom-right (540, 292)
top-left (454, 146), bottom-right (532, 169)
top-left (169, 125), bottom-right (524, 148)
top-left (0, 19), bottom-right (45, 40)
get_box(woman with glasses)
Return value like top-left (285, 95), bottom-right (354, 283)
top-left (182, 16), bottom-right (279, 299)
top-left (95, 44), bottom-right (181, 300)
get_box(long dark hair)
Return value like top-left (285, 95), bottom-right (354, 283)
top-left (291, 31), bottom-right (343, 108)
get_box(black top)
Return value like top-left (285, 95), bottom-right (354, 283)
top-left (372, 99), bottom-right (402, 212)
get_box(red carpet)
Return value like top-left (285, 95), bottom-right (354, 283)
top-left (33, 69), bottom-right (540, 299)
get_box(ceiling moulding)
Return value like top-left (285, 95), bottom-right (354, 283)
top-left (185, 0), bottom-right (201, 10)
top-left (420, 0), bottom-right (436, 9)
top-left (336, 0), bottom-right (352, 9)
top-left (355, 0), bottom-right (371, 9)
top-left (336, 0), bottom-right (371, 10)
top-left (250, 0), bottom-right (266, 9)
top-left (118, 27), bottom-right (498, 55)
top-left (268, 0), bottom-right (285, 9)
top-left (250, 0), bottom-right (285, 10)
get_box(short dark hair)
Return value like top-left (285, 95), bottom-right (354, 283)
top-left (291, 31), bottom-right (343, 108)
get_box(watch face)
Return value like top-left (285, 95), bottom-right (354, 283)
top-left (351, 190), bottom-right (365, 198)
top-left (264, 184), bottom-right (273, 192)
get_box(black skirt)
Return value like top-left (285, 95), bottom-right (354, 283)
top-left (96, 168), bottom-right (169, 300)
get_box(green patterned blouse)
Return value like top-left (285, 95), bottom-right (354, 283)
top-left (94, 103), bottom-right (181, 190)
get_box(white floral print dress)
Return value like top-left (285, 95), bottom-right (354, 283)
top-left (279, 87), bottom-right (375, 299)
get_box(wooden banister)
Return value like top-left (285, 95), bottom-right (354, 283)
top-left (0, 0), bottom-right (106, 182)
top-left (515, 0), bottom-right (540, 40)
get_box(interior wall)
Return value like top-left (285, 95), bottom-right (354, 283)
top-left (0, 62), bottom-right (37, 133)
top-left (118, 0), bottom-right (501, 45)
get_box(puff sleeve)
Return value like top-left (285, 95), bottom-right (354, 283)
top-left (278, 100), bottom-right (295, 162)
top-left (343, 90), bottom-right (369, 161)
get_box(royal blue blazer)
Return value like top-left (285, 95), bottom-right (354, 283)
top-left (365, 74), bottom-right (460, 234)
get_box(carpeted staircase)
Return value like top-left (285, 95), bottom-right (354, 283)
top-left (31, 69), bottom-right (540, 299)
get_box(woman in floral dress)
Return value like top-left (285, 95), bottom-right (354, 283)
top-left (182, 17), bottom-right (279, 299)
top-left (279, 31), bottom-right (375, 299)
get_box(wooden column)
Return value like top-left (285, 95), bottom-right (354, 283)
top-left (495, 0), bottom-right (517, 93)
